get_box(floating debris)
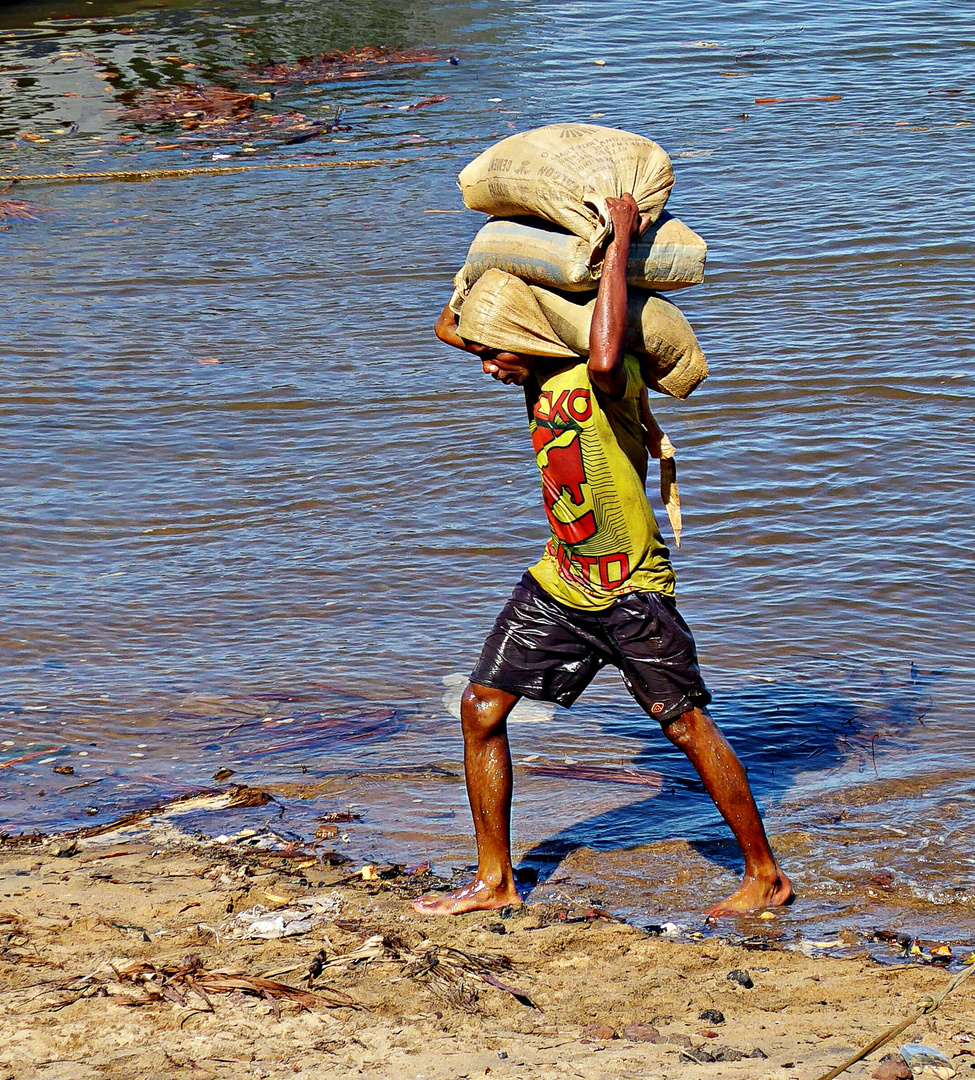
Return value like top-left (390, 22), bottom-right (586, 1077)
top-left (2, 785), bottom-right (274, 843)
top-left (754, 94), bottom-right (842, 104)
top-left (0, 196), bottom-right (50, 223)
top-left (0, 743), bottom-right (67, 767)
top-left (122, 86), bottom-right (268, 124)
top-left (240, 46), bottom-right (441, 88)
top-left (398, 95), bottom-right (448, 111)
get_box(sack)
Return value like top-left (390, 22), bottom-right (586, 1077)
top-left (454, 269), bottom-right (579, 360)
top-left (452, 269), bottom-right (707, 400)
top-left (529, 284), bottom-right (708, 400)
top-left (457, 124), bottom-right (674, 270)
top-left (454, 211), bottom-right (706, 298)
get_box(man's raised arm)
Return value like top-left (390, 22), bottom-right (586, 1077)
top-left (587, 194), bottom-right (641, 398)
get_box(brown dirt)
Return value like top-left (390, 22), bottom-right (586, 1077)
top-left (1, 830), bottom-right (972, 1080)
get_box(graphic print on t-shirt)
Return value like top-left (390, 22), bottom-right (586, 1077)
top-left (526, 359), bottom-right (676, 611)
top-left (530, 387), bottom-right (597, 546)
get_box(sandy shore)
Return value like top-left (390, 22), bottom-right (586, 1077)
top-left (1, 823), bottom-right (972, 1080)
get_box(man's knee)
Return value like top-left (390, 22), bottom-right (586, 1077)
top-left (461, 682), bottom-right (517, 738)
top-left (661, 705), bottom-right (713, 749)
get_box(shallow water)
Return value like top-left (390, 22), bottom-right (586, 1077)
top-left (1, 0), bottom-right (973, 955)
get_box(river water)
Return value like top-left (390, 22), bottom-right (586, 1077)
top-left (1, 0), bottom-right (973, 956)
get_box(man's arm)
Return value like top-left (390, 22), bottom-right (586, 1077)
top-left (434, 301), bottom-right (467, 351)
top-left (587, 194), bottom-right (641, 398)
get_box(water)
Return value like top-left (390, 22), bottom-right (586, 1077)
top-left (1, 0), bottom-right (973, 955)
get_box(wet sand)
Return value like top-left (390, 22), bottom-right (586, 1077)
top-left (2, 827), bottom-right (972, 1080)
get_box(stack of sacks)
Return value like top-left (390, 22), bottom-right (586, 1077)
top-left (450, 123), bottom-right (709, 400)
top-left (449, 123), bottom-right (709, 543)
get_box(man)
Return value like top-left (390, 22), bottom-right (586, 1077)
top-left (415, 194), bottom-right (792, 919)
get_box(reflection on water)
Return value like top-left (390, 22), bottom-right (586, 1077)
top-left (1, 0), bottom-right (974, 950)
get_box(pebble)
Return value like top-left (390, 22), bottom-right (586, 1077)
top-left (727, 968), bottom-right (754, 988)
top-left (699, 1008), bottom-right (725, 1024)
top-left (581, 1023), bottom-right (616, 1041)
top-left (621, 1024), bottom-right (659, 1043)
top-left (711, 1047), bottom-right (748, 1062)
top-left (689, 1045), bottom-right (748, 1063)
top-left (873, 1055), bottom-right (913, 1080)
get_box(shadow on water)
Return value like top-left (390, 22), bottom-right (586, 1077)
top-left (518, 658), bottom-right (939, 890)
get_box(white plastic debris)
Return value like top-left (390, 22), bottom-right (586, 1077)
top-left (787, 938), bottom-right (846, 956)
top-left (229, 893), bottom-right (343, 939)
top-left (900, 1044), bottom-right (956, 1079)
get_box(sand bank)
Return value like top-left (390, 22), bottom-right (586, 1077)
top-left (1, 825), bottom-right (972, 1080)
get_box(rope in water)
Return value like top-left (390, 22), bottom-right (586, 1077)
top-left (813, 960), bottom-right (975, 1080)
top-left (0, 156), bottom-right (412, 185)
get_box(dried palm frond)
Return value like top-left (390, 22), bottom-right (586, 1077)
top-left (310, 932), bottom-right (540, 1012)
top-left (113, 954), bottom-right (361, 1011)
top-left (36, 952), bottom-right (362, 1013)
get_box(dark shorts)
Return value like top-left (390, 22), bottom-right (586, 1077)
top-left (471, 573), bottom-right (711, 724)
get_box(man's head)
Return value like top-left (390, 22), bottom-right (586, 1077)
top-left (460, 340), bottom-right (537, 386)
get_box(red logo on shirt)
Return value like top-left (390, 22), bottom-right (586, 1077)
top-left (532, 390), bottom-right (596, 546)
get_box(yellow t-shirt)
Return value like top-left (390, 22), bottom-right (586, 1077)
top-left (526, 356), bottom-right (675, 609)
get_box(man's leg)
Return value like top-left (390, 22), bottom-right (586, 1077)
top-left (662, 706), bottom-right (793, 917)
top-left (411, 683), bottom-right (523, 915)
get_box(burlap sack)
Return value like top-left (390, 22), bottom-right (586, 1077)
top-left (452, 270), bottom-right (707, 400)
top-left (529, 284), bottom-right (708, 400)
top-left (455, 269), bottom-right (579, 360)
top-left (457, 124), bottom-right (674, 269)
top-left (455, 211), bottom-right (706, 297)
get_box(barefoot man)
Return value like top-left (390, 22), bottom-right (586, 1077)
top-left (415, 194), bottom-right (793, 919)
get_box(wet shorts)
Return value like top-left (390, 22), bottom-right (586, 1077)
top-left (470, 573), bottom-right (711, 724)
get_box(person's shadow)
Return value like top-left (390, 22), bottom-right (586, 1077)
top-left (516, 658), bottom-right (938, 892)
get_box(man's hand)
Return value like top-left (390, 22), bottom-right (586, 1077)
top-left (605, 193), bottom-right (641, 244)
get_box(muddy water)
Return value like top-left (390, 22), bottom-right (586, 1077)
top-left (1, 0), bottom-right (973, 955)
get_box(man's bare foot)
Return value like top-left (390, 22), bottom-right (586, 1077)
top-left (704, 871), bottom-right (794, 920)
top-left (411, 878), bottom-right (522, 917)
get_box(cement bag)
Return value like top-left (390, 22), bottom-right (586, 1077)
top-left (529, 285), bottom-right (708, 400)
top-left (457, 124), bottom-right (674, 269)
top-left (455, 268), bottom-right (579, 360)
top-left (455, 211), bottom-right (706, 298)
